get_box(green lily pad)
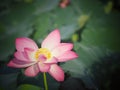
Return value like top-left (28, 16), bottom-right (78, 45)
top-left (17, 84), bottom-right (42, 90)
top-left (33, 3), bottom-right (81, 42)
top-left (81, 12), bottom-right (120, 52)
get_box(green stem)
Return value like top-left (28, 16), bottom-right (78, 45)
top-left (43, 72), bottom-right (48, 90)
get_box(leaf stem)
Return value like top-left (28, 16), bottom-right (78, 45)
top-left (43, 72), bottom-right (48, 90)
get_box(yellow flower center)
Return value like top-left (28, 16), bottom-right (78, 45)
top-left (35, 48), bottom-right (51, 60)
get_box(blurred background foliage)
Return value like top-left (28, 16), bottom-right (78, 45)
top-left (0, 0), bottom-right (120, 90)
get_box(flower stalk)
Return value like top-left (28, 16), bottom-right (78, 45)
top-left (43, 72), bottom-right (48, 90)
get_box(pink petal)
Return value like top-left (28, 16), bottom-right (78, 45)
top-left (52, 43), bottom-right (73, 57)
top-left (57, 51), bottom-right (78, 62)
top-left (48, 64), bottom-right (64, 81)
top-left (24, 64), bottom-right (40, 77)
top-left (38, 62), bottom-right (50, 72)
top-left (16, 37), bottom-right (38, 51)
top-left (7, 58), bottom-right (36, 68)
top-left (41, 29), bottom-right (60, 50)
top-left (14, 51), bottom-right (28, 62)
top-left (24, 48), bottom-right (36, 62)
top-left (44, 57), bottom-right (58, 64)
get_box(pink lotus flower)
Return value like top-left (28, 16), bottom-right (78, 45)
top-left (7, 29), bottom-right (78, 81)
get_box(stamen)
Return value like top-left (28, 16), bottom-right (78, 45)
top-left (35, 48), bottom-right (51, 60)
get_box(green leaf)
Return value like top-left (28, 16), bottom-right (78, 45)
top-left (50, 6), bottom-right (80, 40)
top-left (78, 14), bottom-right (90, 28)
top-left (60, 23), bottom-right (79, 40)
top-left (33, 3), bottom-right (81, 41)
top-left (71, 0), bottom-right (120, 52)
top-left (71, 0), bottom-right (103, 14)
top-left (81, 13), bottom-right (120, 52)
top-left (33, 13), bottom-right (52, 42)
top-left (17, 84), bottom-right (42, 90)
